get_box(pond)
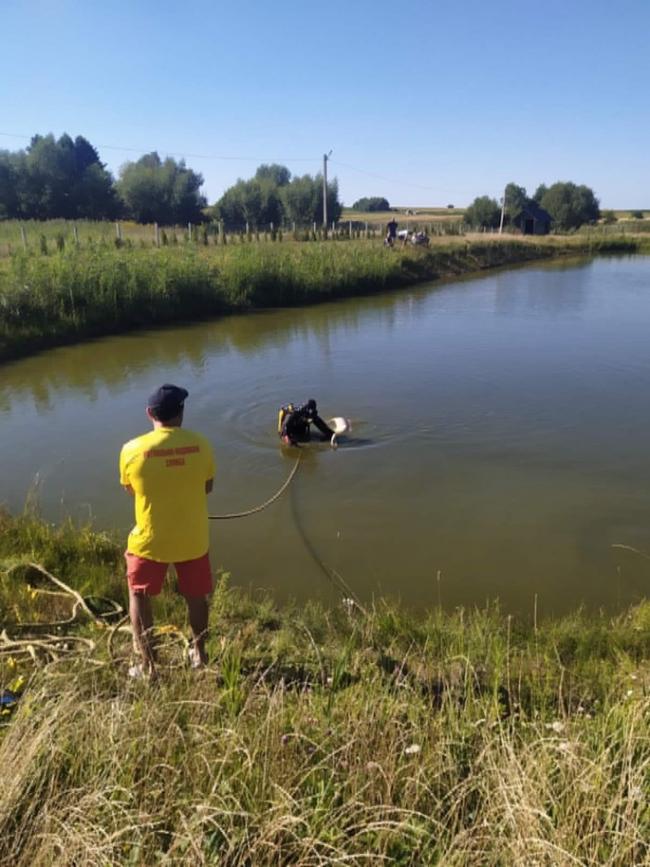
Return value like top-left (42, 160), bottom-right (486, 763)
top-left (3, 255), bottom-right (650, 614)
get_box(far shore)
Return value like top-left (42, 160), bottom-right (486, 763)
top-left (1, 234), bottom-right (646, 365)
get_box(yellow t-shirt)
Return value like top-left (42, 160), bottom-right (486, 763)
top-left (119, 426), bottom-right (216, 563)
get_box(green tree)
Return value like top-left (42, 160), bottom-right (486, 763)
top-left (352, 196), bottom-right (390, 212)
top-left (630, 209), bottom-right (644, 219)
top-left (19, 134), bottom-right (76, 218)
top-left (540, 182), bottom-right (600, 230)
top-left (504, 183), bottom-right (529, 224)
top-left (117, 153), bottom-right (206, 224)
top-left (68, 136), bottom-right (119, 219)
top-left (0, 151), bottom-right (20, 218)
top-left (281, 174), bottom-right (342, 226)
top-left (254, 164), bottom-right (291, 186)
top-left (215, 165), bottom-right (342, 229)
top-left (464, 196), bottom-right (501, 229)
top-left (532, 184), bottom-right (548, 203)
top-left (0, 133), bottom-right (117, 220)
top-left (215, 177), bottom-right (283, 229)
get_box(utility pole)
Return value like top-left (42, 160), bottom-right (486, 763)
top-left (323, 150), bottom-right (332, 229)
top-left (498, 186), bottom-right (507, 235)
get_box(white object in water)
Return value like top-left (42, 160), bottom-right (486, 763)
top-left (327, 417), bottom-right (351, 448)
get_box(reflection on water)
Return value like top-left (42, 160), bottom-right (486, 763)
top-left (493, 257), bottom-right (592, 316)
top-left (0, 289), bottom-right (414, 412)
top-left (2, 254), bottom-right (650, 614)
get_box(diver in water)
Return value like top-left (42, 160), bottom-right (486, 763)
top-left (278, 399), bottom-right (334, 446)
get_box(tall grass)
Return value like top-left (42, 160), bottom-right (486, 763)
top-left (579, 219), bottom-right (650, 235)
top-left (0, 219), bottom-right (383, 258)
top-left (2, 236), bottom-right (644, 363)
top-left (2, 510), bottom-right (650, 864)
top-left (0, 219), bottom-right (167, 258)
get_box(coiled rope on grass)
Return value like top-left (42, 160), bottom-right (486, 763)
top-left (0, 561), bottom-right (189, 684)
top-left (5, 562), bottom-right (122, 627)
top-left (1, 562), bottom-right (125, 666)
top-left (208, 452), bottom-right (301, 520)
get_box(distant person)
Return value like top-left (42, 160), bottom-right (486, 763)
top-left (278, 399), bottom-right (334, 445)
top-left (119, 384), bottom-right (216, 679)
top-left (385, 216), bottom-right (398, 246)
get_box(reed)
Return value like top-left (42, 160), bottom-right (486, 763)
top-left (3, 236), bottom-right (644, 364)
top-left (2, 511), bottom-right (650, 865)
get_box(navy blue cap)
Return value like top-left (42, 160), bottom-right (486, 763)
top-left (147, 383), bottom-right (188, 415)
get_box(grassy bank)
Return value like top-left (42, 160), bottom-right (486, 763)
top-left (1, 235), bottom-right (646, 363)
top-left (2, 511), bottom-right (650, 865)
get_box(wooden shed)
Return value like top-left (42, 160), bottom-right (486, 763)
top-left (512, 202), bottom-right (552, 235)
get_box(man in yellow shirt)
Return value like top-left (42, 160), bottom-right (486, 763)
top-left (120, 384), bottom-right (215, 678)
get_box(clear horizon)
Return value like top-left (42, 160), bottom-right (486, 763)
top-left (1, 0), bottom-right (649, 209)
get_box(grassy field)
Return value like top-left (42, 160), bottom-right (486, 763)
top-left (0, 219), bottom-right (390, 260)
top-left (612, 210), bottom-right (648, 220)
top-left (2, 509), bottom-right (650, 865)
top-left (344, 208), bottom-right (650, 227)
top-left (2, 211), bottom-right (648, 256)
top-left (342, 208), bottom-right (466, 227)
top-left (0, 213), bottom-right (471, 260)
top-left (1, 234), bottom-right (646, 364)
top-left (0, 219), bottom-right (168, 258)
top-left (582, 218), bottom-right (650, 234)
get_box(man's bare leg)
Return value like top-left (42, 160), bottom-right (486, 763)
top-left (129, 588), bottom-right (157, 677)
top-left (184, 595), bottom-right (209, 665)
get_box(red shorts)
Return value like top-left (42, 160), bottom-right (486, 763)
top-left (125, 551), bottom-right (212, 597)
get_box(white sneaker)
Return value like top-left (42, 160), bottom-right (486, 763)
top-left (188, 647), bottom-right (206, 670)
top-left (128, 662), bottom-right (157, 680)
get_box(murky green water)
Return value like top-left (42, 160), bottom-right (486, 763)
top-left (3, 255), bottom-right (650, 613)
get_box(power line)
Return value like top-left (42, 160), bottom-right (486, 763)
top-left (329, 158), bottom-right (477, 197)
top-left (0, 131), bottom-right (479, 200)
top-left (330, 158), bottom-right (439, 190)
top-left (0, 131), bottom-right (318, 164)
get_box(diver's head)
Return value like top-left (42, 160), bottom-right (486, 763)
top-left (305, 398), bottom-right (317, 418)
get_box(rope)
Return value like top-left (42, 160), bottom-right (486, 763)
top-left (0, 562), bottom-right (124, 672)
top-left (208, 452), bottom-right (302, 520)
top-left (0, 448), bottom-right (365, 713)
top-left (2, 562), bottom-right (123, 631)
top-left (0, 562), bottom-right (185, 696)
top-left (31, 563), bottom-right (106, 623)
top-left (611, 544), bottom-right (650, 562)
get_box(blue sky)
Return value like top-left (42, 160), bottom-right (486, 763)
top-left (1, 0), bottom-right (648, 208)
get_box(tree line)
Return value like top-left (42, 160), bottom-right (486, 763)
top-left (0, 134), bottom-right (207, 224)
top-left (213, 164), bottom-right (342, 230)
top-left (350, 197), bottom-right (391, 212)
top-left (464, 182), bottom-right (601, 231)
top-left (0, 133), bottom-right (605, 233)
top-left (0, 133), bottom-right (344, 228)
